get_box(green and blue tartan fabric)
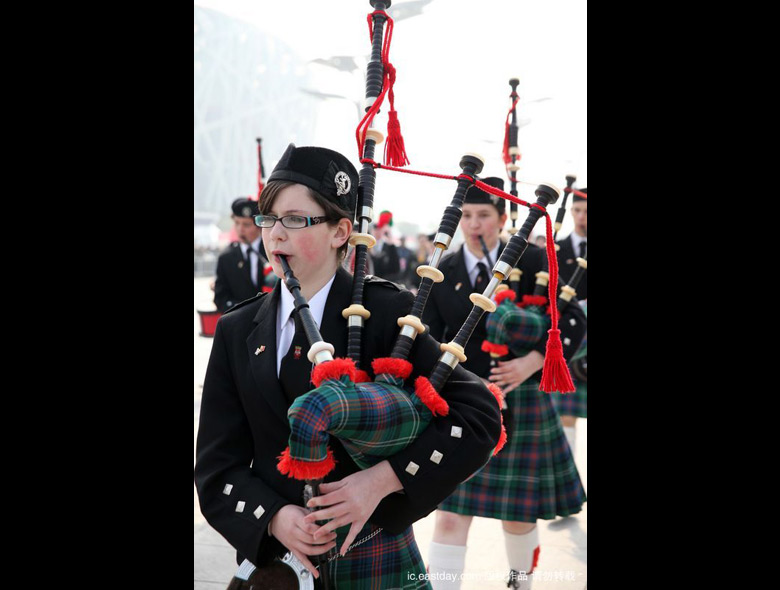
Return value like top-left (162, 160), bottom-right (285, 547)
top-left (551, 379), bottom-right (587, 418)
top-left (325, 523), bottom-right (432, 589)
top-left (439, 379), bottom-right (586, 521)
top-left (485, 298), bottom-right (551, 357)
top-left (286, 373), bottom-right (434, 470)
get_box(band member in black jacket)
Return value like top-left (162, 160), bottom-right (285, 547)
top-left (214, 198), bottom-right (275, 312)
top-left (195, 144), bottom-right (501, 588)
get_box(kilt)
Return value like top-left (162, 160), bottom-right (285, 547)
top-left (326, 522), bottom-right (432, 589)
top-left (438, 379), bottom-right (586, 522)
top-left (550, 379), bottom-right (587, 418)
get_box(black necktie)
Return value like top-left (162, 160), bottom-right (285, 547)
top-left (579, 241), bottom-right (587, 259)
top-left (474, 261), bottom-right (490, 290)
top-left (279, 311), bottom-right (313, 404)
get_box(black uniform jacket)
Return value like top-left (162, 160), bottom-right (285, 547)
top-left (214, 242), bottom-right (266, 312)
top-left (422, 242), bottom-right (587, 379)
top-left (195, 267), bottom-right (501, 566)
top-left (555, 235), bottom-right (587, 300)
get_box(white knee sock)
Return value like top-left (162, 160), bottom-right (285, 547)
top-left (504, 527), bottom-right (539, 588)
top-left (427, 542), bottom-right (466, 590)
top-left (563, 425), bottom-right (576, 455)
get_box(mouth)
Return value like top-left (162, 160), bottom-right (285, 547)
top-left (271, 250), bottom-right (290, 263)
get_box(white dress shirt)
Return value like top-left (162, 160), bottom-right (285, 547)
top-left (240, 237), bottom-right (263, 286)
top-left (275, 273), bottom-right (337, 376)
top-left (462, 242), bottom-right (500, 288)
top-left (569, 232), bottom-right (587, 258)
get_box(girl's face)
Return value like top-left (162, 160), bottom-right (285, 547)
top-left (460, 204), bottom-right (507, 251)
top-left (262, 184), bottom-right (351, 285)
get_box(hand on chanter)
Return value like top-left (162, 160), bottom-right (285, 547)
top-left (269, 504), bottom-right (338, 579)
top-left (303, 460), bottom-right (402, 556)
top-left (489, 350), bottom-right (545, 395)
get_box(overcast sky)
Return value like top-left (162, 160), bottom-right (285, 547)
top-left (194, 0), bottom-right (586, 238)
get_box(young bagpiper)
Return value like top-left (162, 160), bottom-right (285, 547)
top-left (422, 178), bottom-right (587, 589)
top-left (195, 144), bottom-right (502, 589)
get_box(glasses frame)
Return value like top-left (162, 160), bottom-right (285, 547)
top-left (253, 214), bottom-right (331, 229)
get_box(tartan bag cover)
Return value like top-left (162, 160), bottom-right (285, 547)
top-left (283, 370), bottom-right (434, 474)
top-left (484, 295), bottom-right (551, 359)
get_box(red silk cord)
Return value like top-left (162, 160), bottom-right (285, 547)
top-left (357, 157), bottom-right (575, 393)
top-left (357, 11), bottom-right (409, 166)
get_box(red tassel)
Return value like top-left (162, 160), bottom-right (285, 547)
top-left (277, 446), bottom-right (336, 480)
top-left (481, 340), bottom-right (509, 357)
top-left (311, 358), bottom-right (357, 388)
top-left (354, 369), bottom-right (372, 383)
top-left (494, 289), bottom-right (516, 305)
top-left (530, 546), bottom-right (541, 573)
top-left (539, 329), bottom-right (575, 393)
top-left (261, 287), bottom-right (273, 293)
top-left (384, 109), bottom-right (409, 166)
top-left (263, 264), bottom-right (274, 276)
top-left (372, 357), bottom-right (413, 380)
top-left (414, 376), bottom-right (450, 416)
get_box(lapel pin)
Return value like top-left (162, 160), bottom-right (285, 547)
top-left (238, 261), bottom-right (245, 268)
top-left (455, 282), bottom-right (462, 291)
top-left (254, 345), bottom-right (266, 355)
top-left (294, 345), bottom-right (302, 360)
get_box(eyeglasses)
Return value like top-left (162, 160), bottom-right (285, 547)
top-left (253, 214), bottom-right (330, 229)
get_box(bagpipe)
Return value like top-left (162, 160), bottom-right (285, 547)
top-left (274, 0), bottom-right (576, 498)
top-left (230, 3), bottom-right (578, 587)
top-left (481, 176), bottom-right (588, 390)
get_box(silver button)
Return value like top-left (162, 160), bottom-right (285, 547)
top-left (405, 461), bottom-right (419, 475)
top-left (235, 501), bottom-right (245, 513)
top-left (451, 426), bottom-right (463, 438)
top-left (223, 484), bottom-right (233, 495)
top-left (563, 337), bottom-right (571, 346)
top-left (430, 450), bottom-right (443, 464)
top-left (569, 318), bottom-right (577, 326)
top-left (253, 504), bottom-right (265, 519)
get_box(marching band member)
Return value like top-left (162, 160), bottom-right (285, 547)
top-left (195, 144), bottom-right (501, 589)
top-left (422, 178), bottom-right (587, 590)
top-left (214, 198), bottom-right (277, 312)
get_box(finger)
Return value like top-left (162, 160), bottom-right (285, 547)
top-left (317, 480), bottom-right (347, 495)
top-left (302, 540), bottom-right (338, 555)
top-left (312, 515), bottom-right (352, 538)
top-left (291, 550), bottom-right (319, 580)
top-left (340, 521), bottom-right (365, 556)
top-left (307, 488), bottom-right (344, 509)
top-left (303, 503), bottom-right (346, 524)
top-left (297, 519), bottom-right (323, 536)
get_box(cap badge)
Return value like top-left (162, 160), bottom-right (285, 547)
top-left (335, 171), bottom-right (351, 196)
top-left (242, 206), bottom-right (252, 217)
